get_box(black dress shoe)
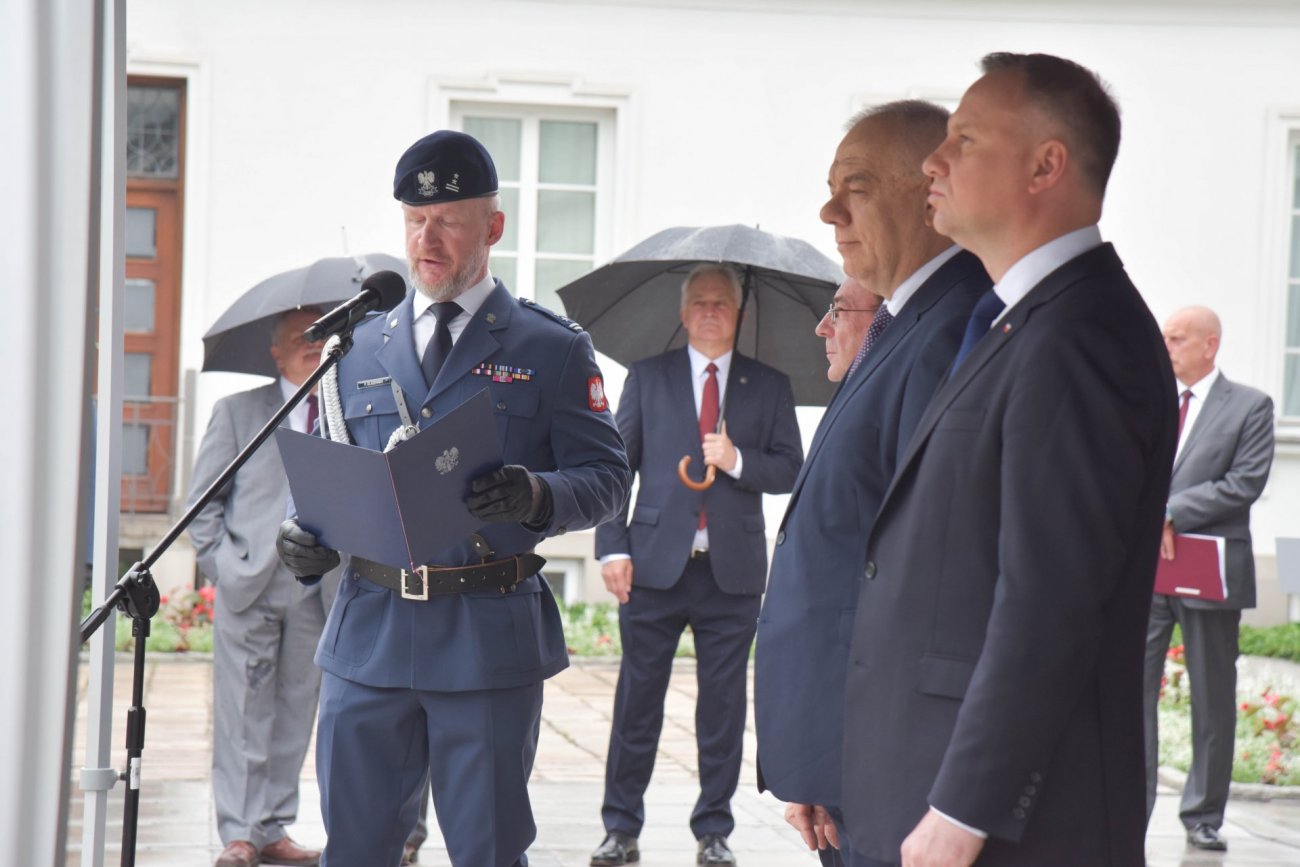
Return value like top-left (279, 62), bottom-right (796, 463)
top-left (1187, 823), bottom-right (1227, 851)
top-left (697, 833), bottom-right (737, 865)
top-left (590, 831), bottom-right (640, 866)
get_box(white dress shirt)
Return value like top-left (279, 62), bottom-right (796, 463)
top-left (279, 376), bottom-right (314, 433)
top-left (411, 271), bottom-right (496, 357)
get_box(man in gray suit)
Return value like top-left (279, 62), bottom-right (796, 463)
top-left (1143, 305), bottom-right (1275, 852)
top-left (188, 308), bottom-right (341, 867)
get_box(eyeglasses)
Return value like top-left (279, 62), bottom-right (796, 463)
top-left (825, 302), bottom-right (878, 324)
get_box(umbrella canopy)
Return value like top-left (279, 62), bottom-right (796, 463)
top-left (201, 253), bottom-right (408, 377)
top-left (557, 224), bottom-right (843, 406)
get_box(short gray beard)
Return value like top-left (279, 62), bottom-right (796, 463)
top-left (409, 245), bottom-right (490, 302)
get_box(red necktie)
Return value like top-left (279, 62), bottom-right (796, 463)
top-left (1177, 389), bottom-right (1191, 437)
top-left (698, 362), bottom-right (719, 529)
top-left (305, 393), bottom-right (318, 434)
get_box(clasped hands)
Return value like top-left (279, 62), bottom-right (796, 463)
top-left (276, 464), bottom-right (551, 581)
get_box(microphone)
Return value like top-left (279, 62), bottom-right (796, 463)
top-left (304, 270), bottom-right (407, 342)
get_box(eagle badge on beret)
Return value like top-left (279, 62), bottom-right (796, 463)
top-left (417, 170), bottom-right (437, 198)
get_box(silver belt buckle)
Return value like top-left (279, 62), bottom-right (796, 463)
top-left (401, 565), bottom-right (430, 601)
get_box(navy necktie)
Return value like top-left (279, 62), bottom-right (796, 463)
top-left (951, 290), bottom-right (1006, 370)
top-left (420, 301), bottom-right (462, 388)
top-left (845, 306), bottom-right (894, 379)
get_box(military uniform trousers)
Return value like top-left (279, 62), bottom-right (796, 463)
top-left (601, 556), bottom-right (761, 839)
top-left (213, 573), bottom-right (326, 848)
top-left (317, 671), bottom-right (543, 867)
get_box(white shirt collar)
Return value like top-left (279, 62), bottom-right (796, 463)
top-left (991, 225), bottom-right (1103, 324)
top-left (411, 270), bottom-right (496, 322)
top-left (687, 344), bottom-right (733, 381)
top-left (1178, 367), bottom-right (1220, 400)
top-left (885, 245), bottom-right (961, 316)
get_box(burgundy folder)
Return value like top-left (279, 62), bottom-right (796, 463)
top-left (1154, 533), bottom-right (1227, 602)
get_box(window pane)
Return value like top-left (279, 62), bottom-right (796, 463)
top-left (490, 255), bottom-right (517, 293)
top-left (1286, 355), bottom-right (1300, 417)
top-left (498, 186), bottom-right (519, 251)
top-left (462, 117), bottom-right (521, 182)
top-left (124, 279), bottom-right (156, 332)
top-left (537, 190), bottom-right (595, 254)
top-left (1293, 143), bottom-right (1300, 208)
top-left (127, 85), bottom-right (180, 178)
top-left (539, 121), bottom-right (597, 185)
top-left (122, 423), bottom-right (149, 475)
top-left (535, 259), bottom-right (592, 313)
top-left (1289, 284), bottom-right (1300, 348)
top-left (124, 353), bottom-right (152, 397)
top-left (126, 207), bottom-right (157, 258)
top-left (1291, 215), bottom-right (1300, 280)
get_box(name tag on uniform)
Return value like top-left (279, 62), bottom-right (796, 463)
top-left (356, 376), bottom-right (392, 390)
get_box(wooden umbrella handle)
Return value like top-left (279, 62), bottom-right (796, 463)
top-left (677, 455), bottom-right (716, 491)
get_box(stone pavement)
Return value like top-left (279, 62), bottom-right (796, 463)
top-left (67, 655), bottom-right (1300, 866)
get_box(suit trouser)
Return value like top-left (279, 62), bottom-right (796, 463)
top-left (1142, 594), bottom-right (1241, 830)
top-left (601, 556), bottom-right (760, 838)
top-left (317, 672), bottom-right (542, 867)
top-left (212, 574), bottom-right (325, 847)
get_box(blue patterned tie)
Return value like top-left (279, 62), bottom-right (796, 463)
top-left (951, 290), bottom-right (1006, 371)
top-left (845, 306), bottom-right (894, 379)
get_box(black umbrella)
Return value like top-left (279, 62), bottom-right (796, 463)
top-left (201, 253), bottom-right (408, 377)
top-left (557, 224), bottom-right (842, 407)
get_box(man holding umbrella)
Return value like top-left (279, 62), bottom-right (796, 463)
top-left (590, 264), bottom-right (803, 866)
top-left (188, 307), bottom-right (342, 867)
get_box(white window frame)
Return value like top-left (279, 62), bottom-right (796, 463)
top-left (541, 557), bottom-right (584, 607)
top-left (429, 74), bottom-right (633, 306)
top-left (1264, 109), bottom-right (1300, 439)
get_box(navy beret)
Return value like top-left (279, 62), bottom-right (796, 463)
top-left (393, 130), bottom-right (498, 205)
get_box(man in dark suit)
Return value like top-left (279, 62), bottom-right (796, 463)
top-left (276, 130), bottom-right (630, 867)
top-left (589, 264), bottom-right (803, 866)
top-left (840, 53), bottom-right (1178, 866)
top-left (189, 308), bottom-right (342, 867)
top-left (753, 101), bottom-right (987, 867)
top-left (1142, 305), bottom-right (1275, 852)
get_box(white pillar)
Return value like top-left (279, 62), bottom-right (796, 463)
top-left (0, 0), bottom-right (98, 865)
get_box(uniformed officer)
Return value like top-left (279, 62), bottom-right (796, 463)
top-left (276, 130), bottom-right (631, 867)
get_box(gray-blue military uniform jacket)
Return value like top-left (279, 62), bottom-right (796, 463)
top-left (315, 280), bottom-right (630, 692)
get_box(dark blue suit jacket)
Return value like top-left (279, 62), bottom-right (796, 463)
top-left (842, 245), bottom-right (1176, 864)
top-left (753, 250), bottom-right (987, 806)
top-left (314, 282), bottom-right (630, 692)
top-left (594, 349), bottom-right (802, 595)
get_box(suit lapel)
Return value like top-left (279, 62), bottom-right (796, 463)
top-left (670, 348), bottom-right (703, 456)
top-left (374, 292), bottom-right (428, 409)
top-left (875, 244), bottom-right (1122, 528)
top-left (788, 251), bottom-right (978, 507)
top-left (1173, 374), bottom-right (1231, 475)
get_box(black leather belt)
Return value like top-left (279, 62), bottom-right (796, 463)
top-left (350, 553), bottom-right (546, 601)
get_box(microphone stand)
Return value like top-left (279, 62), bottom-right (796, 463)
top-left (78, 333), bottom-right (353, 867)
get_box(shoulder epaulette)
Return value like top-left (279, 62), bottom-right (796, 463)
top-left (519, 296), bottom-right (584, 333)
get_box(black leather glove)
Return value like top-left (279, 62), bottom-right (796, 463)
top-left (466, 465), bottom-right (552, 526)
top-left (276, 518), bottom-right (340, 584)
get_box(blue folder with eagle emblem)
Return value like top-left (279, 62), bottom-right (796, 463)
top-left (276, 388), bottom-right (503, 569)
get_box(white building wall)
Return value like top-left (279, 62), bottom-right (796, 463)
top-left (127, 0), bottom-right (1300, 617)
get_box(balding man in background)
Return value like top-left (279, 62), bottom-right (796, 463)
top-left (1143, 305), bottom-right (1275, 853)
top-left (755, 101), bottom-right (987, 867)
